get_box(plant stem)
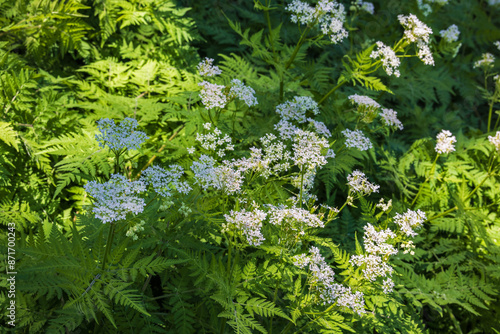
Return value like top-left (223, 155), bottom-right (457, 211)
top-left (446, 305), bottom-right (464, 334)
top-left (280, 26), bottom-right (311, 100)
top-left (264, 0), bottom-right (276, 58)
top-left (411, 154), bottom-right (439, 207)
top-left (488, 99), bottom-right (494, 133)
top-left (298, 167), bottom-right (304, 208)
top-left (318, 80), bottom-right (347, 105)
top-left (101, 223), bottom-right (116, 271)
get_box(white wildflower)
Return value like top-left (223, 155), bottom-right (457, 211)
top-left (398, 14), bottom-right (434, 66)
top-left (198, 81), bottom-right (227, 109)
top-left (223, 208), bottom-right (267, 246)
top-left (417, 41), bottom-right (435, 66)
top-left (141, 165), bottom-right (191, 197)
top-left (347, 170), bottom-right (380, 195)
top-left (350, 254), bottom-right (393, 281)
top-left (376, 198), bottom-right (392, 212)
top-left (187, 147), bottom-right (195, 154)
top-left (435, 129), bottom-right (456, 154)
top-left (495, 41), bottom-right (500, 51)
top-left (276, 96), bottom-right (319, 123)
top-left (325, 149), bottom-right (336, 159)
top-left (229, 79), bottom-right (258, 107)
top-left (354, 1), bottom-right (375, 14)
top-left (196, 126), bottom-right (234, 157)
top-left (348, 94), bottom-right (381, 110)
top-left (382, 278), bottom-right (395, 294)
top-left (439, 24), bottom-right (460, 43)
top-left (307, 118), bottom-right (331, 138)
top-left (488, 131), bottom-right (500, 151)
top-left (269, 206), bottom-right (324, 236)
top-left (292, 130), bottom-right (329, 170)
top-left (370, 42), bottom-right (401, 77)
top-left (474, 53), bottom-right (495, 70)
top-left (393, 209), bottom-right (426, 237)
top-left (363, 224), bottom-right (398, 257)
top-left (274, 119), bottom-right (300, 140)
top-left (400, 240), bottom-right (416, 255)
top-left (379, 108), bottom-right (404, 130)
top-left (342, 129), bottom-right (373, 151)
top-left (197, 57), bottom-right (222, 77)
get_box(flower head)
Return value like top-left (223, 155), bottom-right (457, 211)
top-left (84, 174), bottom-right (146, 223)
top-left (488, 131), bottom-right (500, 151)
top-left (393, 209), bottom-right (426, 237)
top-left (95, 118), bottom-right (148, 151)
top-left (435, 129), bottom-right (456, 154)
top-left (197, 57), bottom-right (222, 77)
top-left (276, 96), bottom-right (319, 123)
top-left (398, 14), bottom-right (434, 66)
top-left (223, 208), bottom-right (267, 246)
top-left (198, 81), bottom-right (227, 109)
top-left (347, 170), bottom-right (380, 195)
top-left (141, 165), bottom-right (191, 198)
top-left (474, 53), bottom-right (495, 70)
top-left (379, 108), bottom-right (403, 130)
top-left (370, 42), bottom-right (401, 77)
top-left (229, 79), bottom-right (258, 107)
top-left (439, 24), bottom-right (460, 43)
top-left (342, 129), bottom-right (373, 151)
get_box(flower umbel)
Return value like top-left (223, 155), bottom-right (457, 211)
top-left (435, 129), bottom-right (456, 154)
top-left (95, 118), bottom-right (148, 152)
top-left (84, 174), bottom-right (146, 224)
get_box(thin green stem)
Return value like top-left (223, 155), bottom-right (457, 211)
top-left (298, 167), bottom-right (305, 208)
top-left (101, 223), bottom-right (116, 271)
top-left (446, 305), bottom-right (464, 334)
top-left (264, 0), bottom-right (276, 58)
top-left (318, 80), bottom-right (347, 105)
top-left (488, 99), bottom-right (494, 133)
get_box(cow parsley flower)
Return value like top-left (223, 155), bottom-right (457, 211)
top-left (376, 198), bottom-right (392, 212)
top-left (95, 118), bottom-right (148, 151)
top-left (260, 134), bottom-right (292, 174)
top-left (398, 14), bottom-right (434, 66)
top-left (379, 108), bottom-right (403, 130)
top-left (354, 1), bottom-right (375, 14)
top-left (473, 53), bottom-right (495, 70)
top-left (191, 155), bottom-right (244, 194)
top-left (495, 41), bottom-right (500, 51)
top-left (84, 174), bottom-right (146, 224)
top-left (229, 79), bottom-right (258, 107)
top-left (141, 165), bottom-right (191, 198)
top-left (435, 129), bottom-right (456, 154)
top-left (400, 240), bottom-right (416, 255)
top-left (198, 81), bottom-right (227, 109)
top-left (488, 131), bottom-right (500, 151)
top-left (347, 170), bottom-right (380, 195)
top-left (393, 209), bottom-right (426, 237)
top-left (307, 118), bottom-right (331, 138)
top-left (276, 96), bottom-right (319, 123)
top-left (287, 0), bottom-right (348, 44)
top-left (363, 224), bottom-right (398, 257)
top-left (439, 24), bottom-right (460, 43)
top-left (348, 94), bottom-right (381, 110)
top-left (196, 125), bottom-right (234, 157)
top-left (342, 129), bottom-right (373, 151)
top-left (382, 278), bottom-right (395, 294)
top-left (223, 208), bottom-right (267, 246)
top-left (269, 206), bottom-right (324, 235)
top-left (370, 42), bottom-right (401, 77)
top-left (197, 57), bottom-right (222, 77)
top-left (292, 130), bottom-right (329, 170)
top-left (350, 254), bottom-right (394, 281)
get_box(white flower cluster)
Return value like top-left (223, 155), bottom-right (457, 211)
top-left (347, 170), bottom-right (380, 195)
top-left (379, 108), bottom-right (404, 130)
top-left (141, 165), bottom-right (191, 198)
top-left (286, 0), bottom-right (348, 44)
top-left (229, 79), bottom-right (258, 107)
top-left (398, 14), bottom-right (434, 66)
top-left (196, 124), bottom-right (234, 157)
top-left (488, 131), bottom-right (500, 151)
top-left (191, 155), bottom-right (244, 194)
top-left (400, 240), bottom-right (416, 255)
top-left (95, 118), bottom-right (148, 152)
top-left (293, 246), bottom-right (366, 315)
top-left (473, 53), bottom-right (495, 70)
top-left (350, 254), bottom-right (394, 282)
top-left (292, 130), bottom-right (329, 170)
top-left (276, 96), bottom-right (319, 123)
top-left (495, 41), bottom-right (500, 51)
top-left (362, 224), bottom-right (398, 257)
top-left (370, 41), bottom-right (401, 77)
top-left (382, 278), bottom-right (395, 294)
top-left (354, 1), bottom-right (375, 14)
top-left (84, 174), bottom-right (146, 224)
top-left (197, 57), bottom-right (222, 77)
top-left (198, 81), bottom-right (227, 109)
top-left (348, 94), bottom-right (381, 111)
top-left (308, 119), bottom-right (332, 138)
top-left (268, 206), bottom-right (324, 236)
top-left (393, 209), bottom-right (426, 237)
top-left (439, 24), bottom-right (460, 43)
top-left (435, 129), bottom-right (456, 154)
top-left (260, 134), bottom-right (293, 174)
top-left (223, 208), bottom-right (267, 246)
top-left (342, 129), bottom-right (373, 151)
top-left (376, 198), bottom-right (392, 212)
